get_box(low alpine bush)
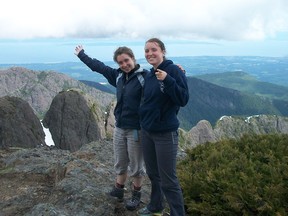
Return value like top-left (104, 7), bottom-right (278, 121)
top-left (178, 133), bottom-right (288, 215)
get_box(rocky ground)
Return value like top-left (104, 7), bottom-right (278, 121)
top-left (0, 141), bottom-right (169, 216)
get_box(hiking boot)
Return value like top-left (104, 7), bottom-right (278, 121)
top-left (108, 186), bottom-right (124, 202)
top-left (126, 190), bottom-right (141, 211)
top-left (137, 206), bottom-right (163, 216)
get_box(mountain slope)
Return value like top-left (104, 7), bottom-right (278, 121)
top-left (178, 77), bottom-right (288, 130)
top-left (0, 67), bottom-right (115, 117)
top-left (195, 71), bottom-right (288, 101)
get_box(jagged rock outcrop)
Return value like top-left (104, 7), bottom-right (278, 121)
top-left (0, 96), bottom-right (46, 148)
top-left (0, 67), bottom-right (115, 117)
top-left (42, 89), bottom-right (112, 152)
top-left (214, 115), bottom-right (288, 139)
top-left (185, 120), bottom-right (216, 147)
top-left (184, 115), bottom-right (288, 148)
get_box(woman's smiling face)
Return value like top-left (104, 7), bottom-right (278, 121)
top-left (116, 53), bottom-right (136, 73)
top-left (144, 42), bottom-right (165, 68)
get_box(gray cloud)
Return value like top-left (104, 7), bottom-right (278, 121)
top-left (1, 0), bottom-right (288, 41)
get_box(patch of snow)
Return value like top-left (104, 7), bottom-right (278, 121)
top-left (219, 115), bottom-right (232, 121)
top-left (41, 121), bottom-right (54, 146)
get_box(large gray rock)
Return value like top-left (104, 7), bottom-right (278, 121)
top-left (42, 89), bottom-right (109, 152)
top-left (185, 120), bottom-right (216, 147)
top-left (0, 96), bottom-right (45, 148)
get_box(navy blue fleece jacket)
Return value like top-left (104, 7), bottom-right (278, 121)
top-left (139, 60), bottom-right (189, 132)
top-left (77, 50), bottom-right (149, 129)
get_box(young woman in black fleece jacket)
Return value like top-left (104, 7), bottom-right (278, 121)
top-left (138, 38), bottom-right (189, 216)
top-left (75, 45), bottom-right (147, 211)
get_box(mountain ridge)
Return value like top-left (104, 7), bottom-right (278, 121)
top-left (195, 71), bottom-right (288, 101)
top-left (1, 56), bottom-right (287, 86)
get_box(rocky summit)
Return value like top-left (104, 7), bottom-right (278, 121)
top-left (0, 141), bottom-right (154, 216)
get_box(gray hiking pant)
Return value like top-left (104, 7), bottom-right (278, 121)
top-left (113, 127), bottom-right (145, 177)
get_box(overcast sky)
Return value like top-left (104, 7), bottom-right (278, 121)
top-left (1, 0), bottom-right (288, 40)
top-left (0, 0), bottom-right (288, 63)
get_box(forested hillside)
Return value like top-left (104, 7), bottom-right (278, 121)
top-left (195, 71), bottom-right (288, 101)
top-left (178, 77), bottom-right (288, 130)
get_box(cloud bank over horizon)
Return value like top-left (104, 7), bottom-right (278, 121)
top-left (1, 0), bottom-right (288, 41)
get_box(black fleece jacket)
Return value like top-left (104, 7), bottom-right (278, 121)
top-left (139, 60), bottom-right (189, 132)
top-left (77, 50), bottom-right (149, 129)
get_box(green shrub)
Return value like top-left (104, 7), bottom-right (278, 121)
top-left (178, 134), bottom-right (288, 215)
